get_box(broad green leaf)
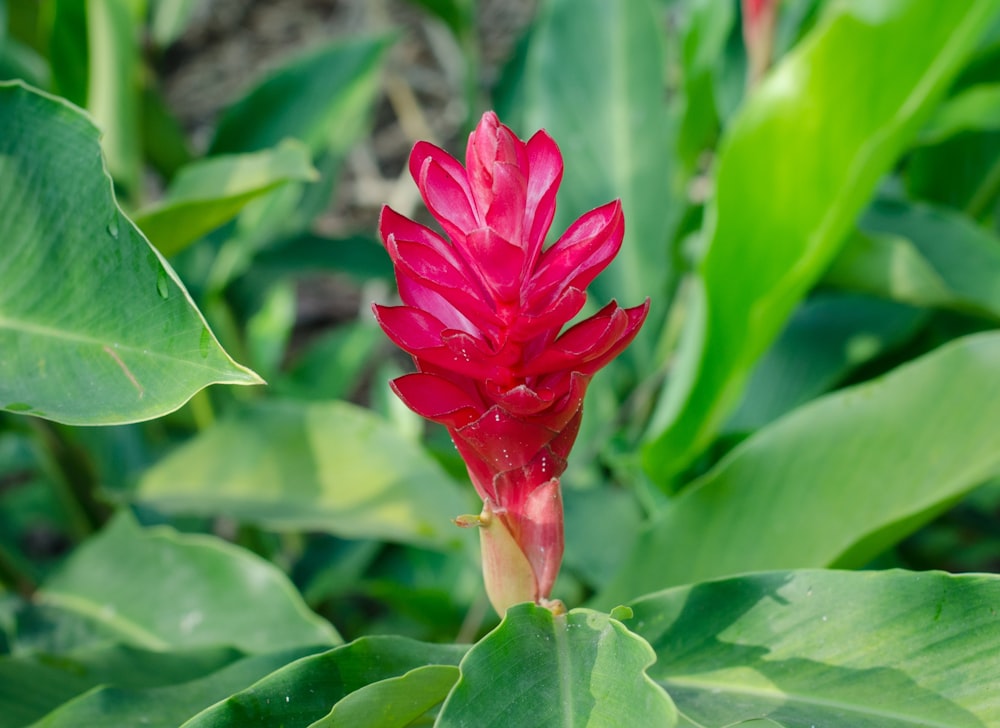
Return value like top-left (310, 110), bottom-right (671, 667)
top-left (309, 664), bottom-right (459, 728)
top-left (508, 0), bottom-right (675, 361)
top-left (643, 0), bottom-right (1000, 484)
top-left (86, 0), bottom-right (142, 197)
top-left (0, 82), bottom-right (262, 425)
top-left (37, 513), bottom-right (340, 652)
top-left (603, 331), bottom-right (1000, 604)
top-left (918, 83), bottom-right (1000, 145)
top-left (209, 34), bottom-right (393, 156)
top-left (724, 294), bottom-right (925, 434)
top-left (31, 646), bottom-right (319, 728)
top-left (0, 643), bottom-right (243, 728)
top-left (135, 399), bottom-right (473, 550)
top-left (133, 141), bottom-right (318, 257)
top-left (826, 199), bottom-right (1000, 320)
top-left (437, 603), bottom-right (676, 727)
top-left (630, 570), bottom-right (1000, 726)
top-left (182, 637), bottom-right (467, 728)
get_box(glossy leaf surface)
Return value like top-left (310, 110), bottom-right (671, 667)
top-left (0, 82), bottom-right (261, 424)
top-left (630, 570), bottom-right (1000, 726)
top-left (37, 513), bottom-right (340, 652)
top-left (643, 0), bottom-right (1000, 482)
top-left (437, 603), bottom-right (676, 727)
top-left (135, 399), bottom-right (473, 550)
top-left (604, 332), bottom-right (1000, 602)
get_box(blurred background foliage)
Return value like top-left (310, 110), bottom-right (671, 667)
top-left (1, 0), bottom-right (1000, 724)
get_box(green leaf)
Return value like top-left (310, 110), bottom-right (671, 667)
top-left (37, 512), bottom-right (340, 653)
top-left (310, 664), bottom-right (459, 728)
top-left (0, 82), bottom-right (262, 425)
top-left (182, 637), bottom-right (467, 728)
top-left (918, 83), bottom-right (1000, 145)
top-left (437, 603), bottom-right (676, 727)
top-left (133, 141), bottom-right (319, 257)
top-left (630, 569), bottom-right (1000, 726)
top-left (826, 199), bottom-right (1000, 320)
top-left (0, 643), bottom-right (244, 728)
top-left (209, 34), bottom-right (393, 156)
top-left (603, 331), bottom-right (1000, 604)
top-left (642, 0), bottom-right (1000, 483)
top-left (86, 0), bottom-right (142, 197)
top-left (31, 646), bottom-right (320, 728)
top-left (507, 0), bottom-right (676, 361)
top-left (135, 399), bottom-right (474, 550)
top-left (724, 293), bottom-right (926, 434)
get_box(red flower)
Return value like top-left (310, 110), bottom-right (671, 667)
top-left (374, 111), bottom-right (648, 613)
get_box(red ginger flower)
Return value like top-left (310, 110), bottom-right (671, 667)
top-left (373, 111), bottom-right (648, 614)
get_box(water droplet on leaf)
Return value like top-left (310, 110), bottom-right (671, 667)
top-left (156, 268), bottom-right (169, 299)
top-left (107, 217), bottom-right (120, 239)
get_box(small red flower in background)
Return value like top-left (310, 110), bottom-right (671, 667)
top-left (374, 111), bottom-right (648, 614)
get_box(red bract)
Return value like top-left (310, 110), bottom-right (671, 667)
top-left (373, 111), bottom-right (648, 614)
